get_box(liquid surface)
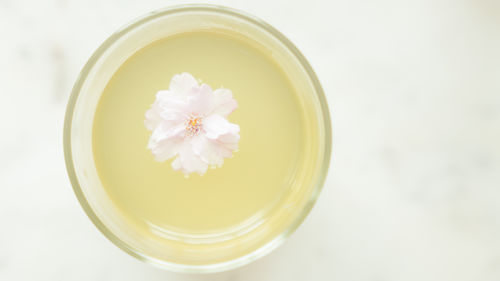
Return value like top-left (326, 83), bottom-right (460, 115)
top-left (93, 31), bottom-right (305, 235)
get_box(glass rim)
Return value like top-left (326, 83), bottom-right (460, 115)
top-left (63, 4), bottom-right (332, 273)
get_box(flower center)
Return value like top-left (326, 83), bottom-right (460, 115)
top-left (185, 115), bottom-right (203, 137)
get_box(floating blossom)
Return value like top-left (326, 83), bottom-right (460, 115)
top-left (145, 72), bottom-right (240, 176)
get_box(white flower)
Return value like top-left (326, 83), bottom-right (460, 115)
top-left (145, 72), bottom-right (240, 176)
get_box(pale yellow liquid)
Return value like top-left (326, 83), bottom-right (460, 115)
top-left (93, 31), bottom-right (307, 237)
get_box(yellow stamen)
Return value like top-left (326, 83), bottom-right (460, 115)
top-left (185, 115), bottom-right (203, 137)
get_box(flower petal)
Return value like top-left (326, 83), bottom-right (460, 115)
top-left (144, 103), bottom-right (163, 131)
top-left (203, 114), bottom-right (240, 139)
top-left (210, 88), bottom-right (238, 117)
top-left (171, 142), bottom-right (208, 175)
top-left (149, 137), bottom-right (183, 162)
top-left (159, 109), bottom-right (188, 125)
top-left (157, 90), bottom-right (187, 108)
top-left (191, 135), bottom-right (225, 167)
top-left (169, 72), bottom-right (199, 96)
top-left (150, 122), bottom-right (185, 143)
top-left (146, 90), bottom-right (188, 131)
top-left (217, 132), bottom-right (240, 151)
top-left (187, 83), bottom-right (212, 116)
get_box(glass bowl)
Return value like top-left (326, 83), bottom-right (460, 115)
top-left (64, 4), bottom-right (331, 273)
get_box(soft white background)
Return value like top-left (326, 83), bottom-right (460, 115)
top-left (1, 0), bottom-right (499, 280)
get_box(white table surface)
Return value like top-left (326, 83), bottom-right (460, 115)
top-left (1, 0), bottom-right (499, 280)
